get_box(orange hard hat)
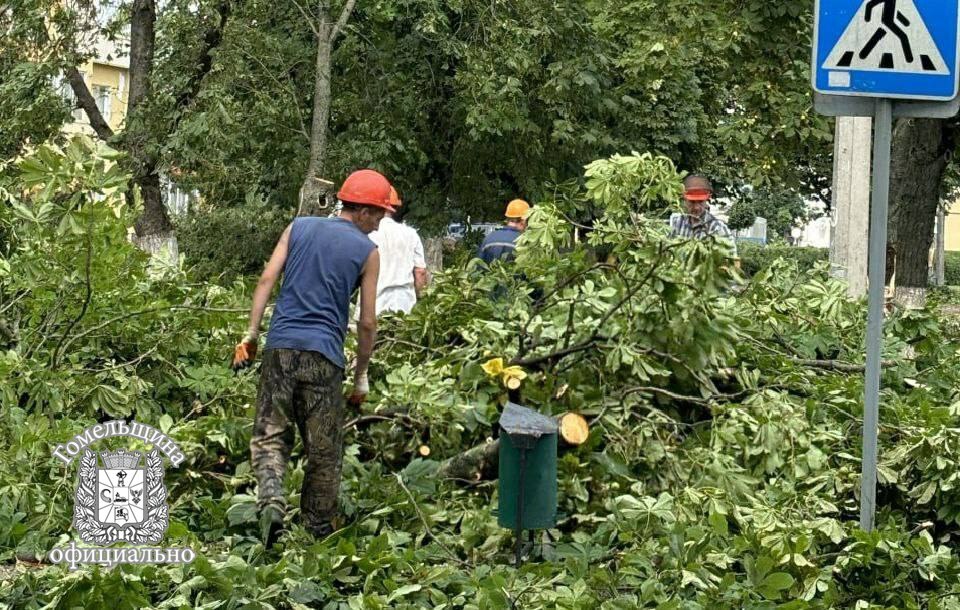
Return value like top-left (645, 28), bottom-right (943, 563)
top-left (337, 170), bottom-right (395, 211)
top-left (683, 188), bottom-right (712, 202)
top-left (683, 175), bottom-right (713, 201)
top-left (505, 199), bottom-right (530, 219)
top-left (389, 187), bottom-right (402, 208)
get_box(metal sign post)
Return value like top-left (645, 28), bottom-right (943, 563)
top-left (812, 0), bottom-right (960, 531)
top-left (860, 98), bottom-right (892, 531)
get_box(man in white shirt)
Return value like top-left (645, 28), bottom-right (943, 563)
top-left (366, 188), bottom-right (428, 315)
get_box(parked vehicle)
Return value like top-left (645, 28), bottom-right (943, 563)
top-left (446, 222), bottom-right (501, 241)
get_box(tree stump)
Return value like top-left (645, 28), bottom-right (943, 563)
top-left (298, 178), bottom-right (335, 217)
top-left (423, 237), bottom-right (445, 274)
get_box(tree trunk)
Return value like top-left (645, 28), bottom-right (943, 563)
top-left (886, 119), bottom-right (953, 298)
top-left (423, 237), bottom-right (445, 274)
top-left (128, 0), bottom-right (155, 112)
top-left (132, 171), bottom-right (178, 259)
top-left (126, 0), bottom-right (177, 257)
top-left (297, 0), bottom-right (358, 216)
top-left (67, 0), bottom-right (231, 258)
top-left (299, 15), bottom-right (335, 216)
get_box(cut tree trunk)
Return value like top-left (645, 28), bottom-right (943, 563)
top-left (298, 0), bottom-right (357, 216)
top-left (558, 412), bottom-right (589, 446)
top-left (299, 15), bottom-right (335, 216)
top-left (887, 118), bottom-right (954, 297)
top-left (423, 237), bottom-right (445, 274)
top-left (298, 177), bottom-right (335, 217)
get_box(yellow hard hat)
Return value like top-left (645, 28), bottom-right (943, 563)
top-left (505, 199), bottom-right (530, 219)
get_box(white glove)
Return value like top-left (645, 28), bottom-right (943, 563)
top-left (354, 371), bottom-right (369, 394)
top-left (348, 371), bottom-right (369, 406)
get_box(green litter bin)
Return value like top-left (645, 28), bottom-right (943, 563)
top-left (497, 402), bottom-right (558, 564)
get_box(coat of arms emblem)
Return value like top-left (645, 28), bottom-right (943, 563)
top-left (73, 448), bottom-right (169, 545)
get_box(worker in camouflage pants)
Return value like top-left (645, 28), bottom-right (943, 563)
top-left (233, 170), bottom-right (393, 545)
top-left (250, 349), bottom-right (346, 534)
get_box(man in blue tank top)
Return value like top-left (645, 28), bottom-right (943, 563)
top-left (232, 169), bottom-right (393, 544)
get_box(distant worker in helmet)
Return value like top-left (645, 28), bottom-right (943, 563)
top-left (477, 199), bottom-right (531, 264)
top-left (232, 168), bottom-right (392, 544)
top-left (364, 187), bottom-right (429, 315)
top-left (669, 175), bottom-right (737, 257)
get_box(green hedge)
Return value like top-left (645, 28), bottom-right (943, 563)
top-left (738, 242), bottom-right (829, 277)
top-left (945, 251), bottom-right (960, 286)
top-left (176, 200), bottom-right (293, 282)
top-left (736, 248), bottom-right (960, 286)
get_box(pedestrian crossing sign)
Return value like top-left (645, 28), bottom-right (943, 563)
top-left (813, 0), bottom-right (960, 100)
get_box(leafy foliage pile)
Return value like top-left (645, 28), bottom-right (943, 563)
top-left (5, 141), bottom-right (960, 608)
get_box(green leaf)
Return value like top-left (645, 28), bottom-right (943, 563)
top-left (387, 584), bottom-right (423, 602)
top-left (159, 414), bottom-right (174, 434)
top-left (762, 572), bottom-right (795, 591)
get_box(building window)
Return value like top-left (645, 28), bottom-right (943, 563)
top-left (93, 86), bottom-right (112, 123)
top-left (58, 78), bottom-right (86, 122)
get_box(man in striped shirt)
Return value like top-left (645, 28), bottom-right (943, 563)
top-left (668, 175), bottom-right (738, 257)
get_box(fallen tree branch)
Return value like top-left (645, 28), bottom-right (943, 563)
top-left (790, 358), bottom-right (897, 373)
top-left (438, 438), bottom-right (500, 482)
top-left (344, 414), bottom-right (394, 429)
top-left (66, 67), bottom-right (115, 141)
top-left (344, 413), bottom-right (416, 430)
top-left (513, 243), bottom-right (673, 370)
top-left (438, 413), bottom-right (590, 483)
top-left (394, 472), bottom-right (471, 567)
top-left (375, 337), bottom-right (445, 356)
top-left (57, 305), bottom-right (247, 357)
top-left (51, 235), bottom-right (93, 367)
top-left (622, 385), bottom-right (749, 406)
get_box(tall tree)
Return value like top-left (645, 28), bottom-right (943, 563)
top-left (164, 0), bottom-right (837, 231)
top-left (886, 119), bottom-right (956, 292)
top-left (12, 0), bottom-right (238, 253)
top-left (297, 0), bottom-right (358, 215)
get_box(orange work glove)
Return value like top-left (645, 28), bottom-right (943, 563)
top-left (347, 371), bottom-right (369, 406)
top-left (232, 336), bottom-right (258, 371)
